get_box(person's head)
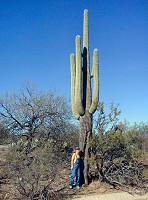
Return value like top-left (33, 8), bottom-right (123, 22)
top-left (75, 147), bottom-right (80, 154)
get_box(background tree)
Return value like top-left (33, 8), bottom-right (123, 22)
top-left (0, 83), bottom-right (70, 143)
top-left (0, 83), bottom-right (73, 199)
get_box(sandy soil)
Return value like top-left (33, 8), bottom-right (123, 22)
top-left (70, 192), bottom-right (148, 200)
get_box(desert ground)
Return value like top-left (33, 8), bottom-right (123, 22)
top-left (70, 192), bottom-right (148, 200)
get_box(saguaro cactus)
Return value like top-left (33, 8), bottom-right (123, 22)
top-left (70, 9), bottom-right (99, 184)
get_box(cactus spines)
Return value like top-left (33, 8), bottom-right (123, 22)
top-left (70, 9), bottom-right (99, 184)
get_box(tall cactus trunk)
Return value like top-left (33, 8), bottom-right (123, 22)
top-left (79, 111), bottom-right (92, 184)
top-left (79, 111), bottom-right (92, 152)
top-left (70, 9), bottom-right (99, 185)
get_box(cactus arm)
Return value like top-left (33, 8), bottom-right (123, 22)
top-left (89, 49), bottom-right (99, 114)
top-left (70, 53), bottom-right (80, 119)
top-left (83, 9), bottom-right (89, 50)
top-left (83, 9), bottom-right (92, 110)
top-left (75, 35), bottom-right (84, 116)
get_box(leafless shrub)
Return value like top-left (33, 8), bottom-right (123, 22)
top-left (6, 138), bottom-right (67, 200)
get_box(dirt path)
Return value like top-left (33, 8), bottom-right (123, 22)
top-left (70, 192), bottom-right (148, 200)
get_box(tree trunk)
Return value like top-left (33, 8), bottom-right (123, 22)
top-left (79, 111), bottom-right (92, 185)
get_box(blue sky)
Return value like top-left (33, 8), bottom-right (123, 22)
top-left (0, 0), bottom-right (147, 124)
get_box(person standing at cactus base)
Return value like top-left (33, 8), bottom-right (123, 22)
top-left (69, 147), bottom-right (81, 189)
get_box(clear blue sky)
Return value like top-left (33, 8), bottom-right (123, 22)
top-left (0, 0), bottom-right (147, 124)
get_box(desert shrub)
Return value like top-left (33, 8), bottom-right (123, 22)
top-left (89, 102), bottom-right (148, 190)
top-left (6, 137), bottom-right (69, 200)
top-left (0, 124), bottom-right (10, 145)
